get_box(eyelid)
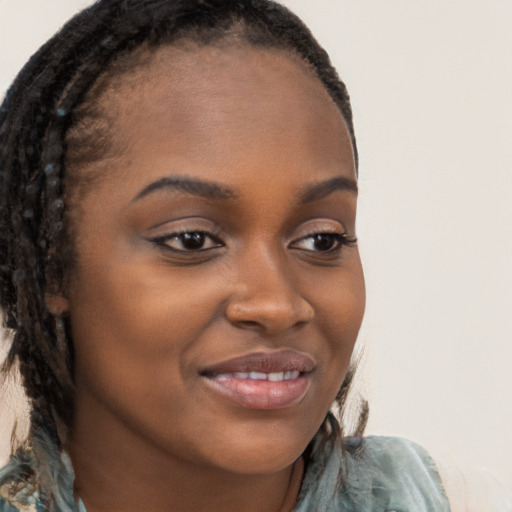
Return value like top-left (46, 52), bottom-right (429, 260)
top-left (288, 232), bottom-right (356, 252)
top-left (286, 218), bottom-right (357, 256)
top-left (151, 229), bottom-right (223, 244)
top-left (144, 217), bottom-right (226, 254)
top-left (145, 215), bottom-right (220, 232)
top-left (288, 218), bottom-right (348, 240)
top-left (144, 217), bottom-right (226, 242)
top-left (150, 229), bottom-right (225, 253)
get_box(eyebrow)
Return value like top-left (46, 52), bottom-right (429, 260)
top-left (132, 174), bottom-right (357, 205)
top-left (299, 176), bottom-right (358, 204)
top-left (132, 176), bottom-right (239, 203)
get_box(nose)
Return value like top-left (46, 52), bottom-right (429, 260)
top-left (225, 251), bottom-right (315, 335)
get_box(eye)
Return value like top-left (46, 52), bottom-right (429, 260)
top-left (289, 232), bottom-right (356, 253)
top-left (151, 231), bottom-right (224, 252)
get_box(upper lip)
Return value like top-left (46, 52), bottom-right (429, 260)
top-left (199, 350), bottom-right (316, 376)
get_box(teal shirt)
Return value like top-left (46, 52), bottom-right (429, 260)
top-left (1, 431), bottom-right (450, 512)
top-left (294, 436), bottom-right (450, 511)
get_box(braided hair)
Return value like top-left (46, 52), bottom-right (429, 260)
top-left (0, 0), bottom-right (365, 502)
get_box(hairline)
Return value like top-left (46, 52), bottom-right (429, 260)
top-left (64, 33), bottom-right (356, 199)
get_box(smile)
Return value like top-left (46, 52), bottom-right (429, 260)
top-left (216, 370), bottom-right (300, 381)
top-left (200, 350), bottom-right (314, 410)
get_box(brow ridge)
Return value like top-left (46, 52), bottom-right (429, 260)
top-left (299, 176), bottom-right (358, 204)
top-left (132, 176), bottom-right (239, 202)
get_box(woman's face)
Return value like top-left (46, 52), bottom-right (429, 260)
top-left (64, 44), bottom-right (365, 475)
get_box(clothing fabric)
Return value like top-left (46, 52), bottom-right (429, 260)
top-left (294, 435), bottom-right (450, 511)
top-left (0, 428), bottom-right (450, 512)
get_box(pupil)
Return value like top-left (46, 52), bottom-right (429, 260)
top-left (314, 234), bottom-right (335, 251)
top-left (182, 232), bottom-right (205, 250)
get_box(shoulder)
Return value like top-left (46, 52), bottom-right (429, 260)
top-left (0, 443), bottom-right (83, 512)
top-left (0, 496), bottom-right (35, 512)
top-left (348, 436), bottom-right (451, 511)
top-left (354, 436), bottom-right (445, 485)
top-left (0, 495), bottom-right (18, 512)
top-left (0, 455), bottom-right (39, 512)
top-left (295, 434), bottom-right (451, 512)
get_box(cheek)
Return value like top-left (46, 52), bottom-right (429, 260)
top-left (308, 258), bottom-right (365, 391)
top-left (66, 254), bottom-right (227, 394)
top-left (314, 258), bottom-right (365, 345)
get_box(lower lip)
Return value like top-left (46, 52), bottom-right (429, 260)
top-left (202, 374), bottom-right (311, 410)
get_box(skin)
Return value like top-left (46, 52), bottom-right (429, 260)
top-left (57, 43), bottom-right (365, 512)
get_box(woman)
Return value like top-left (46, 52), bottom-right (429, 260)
top-left (0, 1), bottom-right (450, 510)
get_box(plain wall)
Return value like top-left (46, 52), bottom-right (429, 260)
top-left (1, 0), bottom-right (511, 494)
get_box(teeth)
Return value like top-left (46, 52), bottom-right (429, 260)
top-left (215, 371), bottom-right (301, 381)
top-left (249, 371), bottom-right (267, 380)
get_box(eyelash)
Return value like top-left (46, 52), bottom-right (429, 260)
top-left (289, 232), bottom-right (357, 254)
top-left (150, 230), bottom-right (224, 253)
top-left (150, 230), bottom-right (357, 255)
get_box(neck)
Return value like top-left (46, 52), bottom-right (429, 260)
top-left (67, 400), bottom-right (302, 512)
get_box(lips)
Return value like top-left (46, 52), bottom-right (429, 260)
top-left (200, 350), bottom-right (315, 410)
top-left (200, 350), bottom-right (315, 375)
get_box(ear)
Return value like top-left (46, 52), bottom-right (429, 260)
top-left (45, 292), bottom-right (70, 316)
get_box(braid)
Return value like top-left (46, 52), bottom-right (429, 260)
top-left (1, 0), bottom-right (362, 504)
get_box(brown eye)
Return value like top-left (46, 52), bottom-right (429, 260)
top-left (180, 232), bottom-right (207, 250)
top-left (311, 234), bottom-right (340, 252)
top-left (290, 233), bottom-right (346, 253)
top-left (152, 231), bottom-right (224, 252)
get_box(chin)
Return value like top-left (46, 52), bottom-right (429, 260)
top-left (197, 423), bottom-right (315, 476)
top-left (215, 448), bottom-right (304, 476)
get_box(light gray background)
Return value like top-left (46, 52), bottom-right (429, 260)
top-left (1, 0), bottom-right (511, 494)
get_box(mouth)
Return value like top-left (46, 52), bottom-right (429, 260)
top-left (199, 350), bottom-right (315, 410)
top-left (215, 370), bottom-right (301, 381)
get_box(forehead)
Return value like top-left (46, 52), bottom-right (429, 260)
top-left (105, 42), bottom-right (352, 153)
top-left (72, 43), bottom-right (356, 208)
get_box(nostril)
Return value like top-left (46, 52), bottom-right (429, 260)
top-left (234, 320), bottom-right (261, 330)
